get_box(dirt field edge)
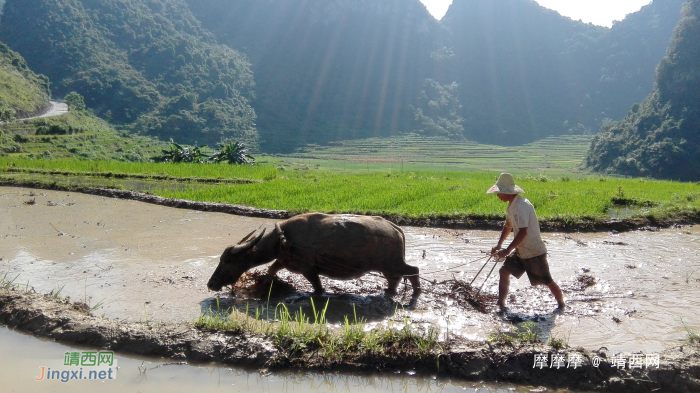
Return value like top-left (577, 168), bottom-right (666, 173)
top-left (1, 288), bottom-right (698, 392)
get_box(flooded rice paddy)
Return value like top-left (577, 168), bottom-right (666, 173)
top-left (1, 186), bottom-right (698, 358)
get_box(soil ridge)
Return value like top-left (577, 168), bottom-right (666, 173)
top-left (0, 288), bottom-right (698, 392)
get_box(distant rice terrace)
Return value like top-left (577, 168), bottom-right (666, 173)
top-left (289, 134), bottom-right (593, 175)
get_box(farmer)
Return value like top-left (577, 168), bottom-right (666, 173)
top-left (487, 173), bottom-right (566, 313)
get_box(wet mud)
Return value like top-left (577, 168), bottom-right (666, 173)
top-left (2, 288), bottom-right (700, 392)
top-left (2, 186), bottom-right (700, 391)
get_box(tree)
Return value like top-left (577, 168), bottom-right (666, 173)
top-left (64, 92), bottom-right (85, 111)
top-left (411, 79), bottom-right (464, 139)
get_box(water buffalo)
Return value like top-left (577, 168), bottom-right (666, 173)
top-left (207, 213), bottom-right (421, 298)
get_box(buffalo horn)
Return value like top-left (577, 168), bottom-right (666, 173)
top-left (229, 228), bottom-right (267, 254)
top-left (237, 229), bottom-right (257, 244)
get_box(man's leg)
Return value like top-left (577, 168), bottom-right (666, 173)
top-left (497, 269), bottom-right (511, 308)
top-left (547, 281), bottom-right (565, 308)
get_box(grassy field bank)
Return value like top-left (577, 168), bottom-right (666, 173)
top-left (2, 155), bottom-right (699, 224)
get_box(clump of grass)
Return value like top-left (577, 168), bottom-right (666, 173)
top-left (488, 321), bottom-right (540, 345)
top-left (49, 284), bottom-right (66, 300)
top-left (195, 300), bottom-right (442, 364)
top-left (548, 334), bottom-right (567, 351)
top-left (681, 318), bottom-right (699, 345)
top-left (0, 272), bottom-right (20, 289)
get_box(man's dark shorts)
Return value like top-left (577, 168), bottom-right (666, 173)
top-left (500, 253), bottom-right (553, 286)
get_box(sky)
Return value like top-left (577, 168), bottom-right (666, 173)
top-left (419, 0), bottom-right (653, 27)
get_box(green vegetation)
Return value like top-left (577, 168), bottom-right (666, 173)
top-left (3, 153), bottom-right (699, 224)
top-left (0, 0), bottom-right (257, 147)
top-left (196, 299), bottom-right (441, 363)
top-left (189, 0), bottom-right (683, 151)
top-left (0, 41), bottom-right (49, 120)
top-left (293, 134), bottom-right (593, 175)
top-left (1, 111), bottom-right (168, 161)
top-left (586, 0), bottom-right (700, 181)
top-left (681, 318), bottom-right (700, 345)
top-left (487, 322), bottom-right (540, 345)
top-left (0, 157), bottom-right (277, 181)
top-left (0, 0), bottom-right (686, 153)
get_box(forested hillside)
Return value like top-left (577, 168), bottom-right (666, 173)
top-left (186, 0), bottom-right (442, 152)
top-left (0, 0), bottom-right (257, 147)
top-left (0, 0), bottom-right (687, 153)
top-left (585, 0), bottom-right (700, 181)
top-left (190, 0), bottom-right (683, 150)
top-left (437, 0), bottom-right (684, 145)
top-left (0, 41), bottom-right (50, 120)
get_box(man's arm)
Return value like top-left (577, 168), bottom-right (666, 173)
top-left (492, 224), bottom-right (512, 255)
top-left (495, 227), bottom-right (528, 258)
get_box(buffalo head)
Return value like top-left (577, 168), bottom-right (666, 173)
top-left (207, 228), bottom-right (267, 291)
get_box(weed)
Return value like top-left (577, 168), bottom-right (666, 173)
top-left (49, 284), bottom-right (66, 300)
top-left (681, 318), bottom-right (699, 345)
top-left (194, 300), bottom-right (441, 364)
top-left (548, 334), bottom-right (567, 351)
top-left (488, 322), bottom-right (540, 345)
top-left (0, 272), bottom-right (20, 289)
top-left (516, 322), bottom-right (539, 344)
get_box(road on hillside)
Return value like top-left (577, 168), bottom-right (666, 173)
top-left (15, 101), bottom-right (69, 121)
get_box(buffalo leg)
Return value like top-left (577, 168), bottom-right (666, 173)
top-left (267, 260), bottom-right (284, 276)
top-left (408, 273), bottom-right (421, 298)
top-left (384, 275), bottom-right (401, 296)
top-left (302, 272), bottom-right (324, 295)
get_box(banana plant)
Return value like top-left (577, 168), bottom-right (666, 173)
top-left (155, 139), bottom-right (209, 163)
top-left (209, 141), bottom-right (255, 165)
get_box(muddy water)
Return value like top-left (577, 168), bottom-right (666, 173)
top-left (1, 186), bottom-right (699, 356)
top-left (1, 327), bottom-right (538, 393)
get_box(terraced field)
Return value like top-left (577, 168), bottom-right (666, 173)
top-left (286, 134), bottom-right (593, 175)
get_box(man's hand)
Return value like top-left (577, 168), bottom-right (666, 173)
top-left (495, 248), bottom-right (510, 259)
top-left (491, 246), bottom-right (501, 256)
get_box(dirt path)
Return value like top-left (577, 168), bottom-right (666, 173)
top-left (15, 101), bottom-right (69, 121)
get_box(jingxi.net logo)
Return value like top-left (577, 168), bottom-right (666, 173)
top-left (35, 351), bottom-right (118, 382)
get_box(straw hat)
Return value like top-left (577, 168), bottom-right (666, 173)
top-left (486, 173), bottom-right (524, 194)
